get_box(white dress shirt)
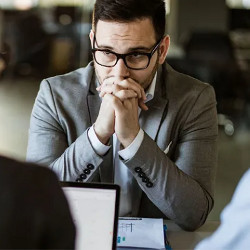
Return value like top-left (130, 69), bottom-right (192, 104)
top-left (195, 168), bottom-right (250, 250)
top-left (88, 74), bottom-right (157, 216)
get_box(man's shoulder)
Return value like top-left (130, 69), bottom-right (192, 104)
top-left (164, 63), bottom-right (214, 98)
top-left (43, 61), bottom-right (95, 90)
top-left (166, 63), bottom-right (211, 89)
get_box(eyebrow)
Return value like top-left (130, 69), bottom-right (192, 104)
top-left (96, 43), bottom-right (152, 52)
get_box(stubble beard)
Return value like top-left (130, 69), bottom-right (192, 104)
top-left (142, 56), bottom-right (159, 90)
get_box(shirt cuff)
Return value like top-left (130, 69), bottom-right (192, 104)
top-left (88, 126), bottom-right (111, 156)
top-left (118, 129), bottom-right (144, 161)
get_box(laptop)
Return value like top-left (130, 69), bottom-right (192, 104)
top-left (61, 182), bottom-right (120, 250)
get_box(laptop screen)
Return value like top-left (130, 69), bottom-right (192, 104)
top-left (61, 182), bottom-right (120, 250)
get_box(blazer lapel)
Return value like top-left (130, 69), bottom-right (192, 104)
top-left (87, 75), bottom-right (101, 125)
top-left (140, 67), bottom-right (169, 141)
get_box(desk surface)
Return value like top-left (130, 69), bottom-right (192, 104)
top-left (166, 220), bottom-right (220, 250)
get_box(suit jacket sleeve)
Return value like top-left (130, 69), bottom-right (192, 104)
top-left (124, 84), bottom-right (218, 231)
top-left (27, 79), bottom-right (104, 181)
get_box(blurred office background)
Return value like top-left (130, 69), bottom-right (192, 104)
top-left (1, 0), bottom-right (250, 221)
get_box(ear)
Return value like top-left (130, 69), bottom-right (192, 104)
top-left (89, 29), bottom-right (94, 48)
top-left (158, 35), bottom-right (170, 65)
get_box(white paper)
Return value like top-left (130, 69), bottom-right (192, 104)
top-left (117, 217), bottom-right (165, 249)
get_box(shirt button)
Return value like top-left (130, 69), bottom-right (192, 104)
top-left (76, 178), bottom-right (83, 182)
top-left (146, 182), bottom-right (153, 188)
top-left (83, 169), bottom-right (91, 175)
top-left (87, 164), bottom-right (95, 170)
top-left (80, 173), bottom-right (87, 179)
top-left (135, 167), bottom-right (142, 173)
top-left (142, 177), bottom-right (149, 183)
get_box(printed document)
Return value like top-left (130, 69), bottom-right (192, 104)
top-left (117, 217), bottom-right (165, 249)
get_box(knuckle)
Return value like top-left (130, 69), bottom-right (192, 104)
top-left (120, 90), bottom-right (126, 95)
top-left (114, 85), bottom-right (120, 92)
top-left (112, 97), bottom-right (120, 105)
top-left (103, 93), bottom-right (112, 100)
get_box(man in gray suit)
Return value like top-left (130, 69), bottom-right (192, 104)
top-left (27, 0), bottom-right (218, 231)
top-left (0, 155), bottom-right (75, 249)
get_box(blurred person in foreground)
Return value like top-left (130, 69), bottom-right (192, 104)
top-left (0, 43), bottom-right (75, 249)
top-left (27, 0), bottom-right (218, 231)
top-left (0, 155), bottom-right (75, 249)
top-left (195, 168), bottom-right (250, 249)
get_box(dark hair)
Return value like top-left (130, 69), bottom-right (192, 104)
top-left (93, 0), bottom-right (166, 40)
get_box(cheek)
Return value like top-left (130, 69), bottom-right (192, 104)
top-left (129, 70), bottom-right (151, 87)
top-left (136, 63), bottom-right (155, 80)
top-left (95, 64), bottom-right (112, 81)
top-left (131, 71), bottom-right (146, 81)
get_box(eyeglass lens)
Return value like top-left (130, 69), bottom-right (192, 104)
top-left (94, 51), bottom-right (150, 69)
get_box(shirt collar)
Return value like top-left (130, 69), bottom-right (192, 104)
top-left (145, 72), bottom-right (157, 103)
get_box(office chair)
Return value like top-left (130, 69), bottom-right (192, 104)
top-left (168, 31), bottom-right (246, 135)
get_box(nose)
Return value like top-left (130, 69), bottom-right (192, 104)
top-left (112, 58), bottom-right (130, 78)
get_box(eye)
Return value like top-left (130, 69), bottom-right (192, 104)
top-left (131, 52), bottom-right (142, 58)
top-left (102, 51), bottom-right (111, 55)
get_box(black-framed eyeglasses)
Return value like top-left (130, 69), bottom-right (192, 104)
top-left (91, 34), bottom-right (162, 70)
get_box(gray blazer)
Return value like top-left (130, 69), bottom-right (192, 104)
top-left (27, 62), bottom-right (218, 231)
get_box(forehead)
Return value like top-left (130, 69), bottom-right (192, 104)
top-left (95, 18), bottom-right (156, 48)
